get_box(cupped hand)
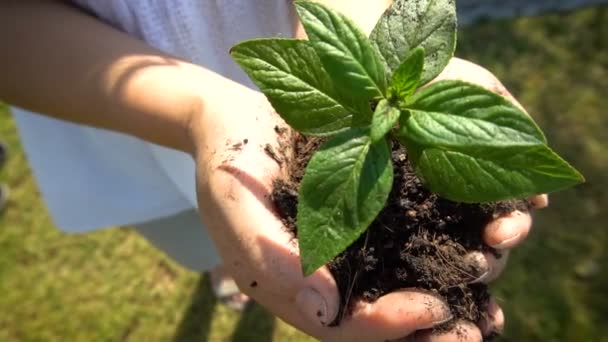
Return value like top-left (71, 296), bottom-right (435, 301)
top-left (192, 59), bottom-right (544, 341)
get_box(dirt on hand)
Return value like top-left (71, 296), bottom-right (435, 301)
top-left (270, 133), bottom-right (529, 330)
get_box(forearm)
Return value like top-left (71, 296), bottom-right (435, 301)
top-left (0, 1), bottom-right (227, 154)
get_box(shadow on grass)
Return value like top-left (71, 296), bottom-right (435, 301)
top-left (172, 274), bottom-right (276, 342)
top-left (231, 301), bottom-right (276, 342)
top-left (173, 274), bottom-right (217, 342)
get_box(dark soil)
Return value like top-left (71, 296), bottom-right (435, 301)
top-left (270, 133), bottom-right (529, 332)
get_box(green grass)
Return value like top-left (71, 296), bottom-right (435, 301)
top-left (1, 7), bottom-right (607, 341)
top-left (0, 103), bottom-right (310, 341)
top-left (458, 7), bottom-right (608, 342)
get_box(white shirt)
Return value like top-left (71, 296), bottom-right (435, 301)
top-left (12, 0), bottom-right (295, 231)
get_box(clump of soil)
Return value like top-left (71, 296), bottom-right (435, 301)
top-left (271, 133), bottom-right (529, 330)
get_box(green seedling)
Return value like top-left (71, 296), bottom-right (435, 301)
top-left (231, 0), bottom-right (584, 275)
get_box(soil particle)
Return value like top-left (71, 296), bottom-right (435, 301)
top-left (229, 141), bottom-right (244, 151)
top-left (270, 179), bottom-right (298, 231)
top-left (275, 125), bottom-right (288, 135)
top-left (264, 143), bottom-right (283, 166)
top-left (271, 133), bottom-right (529, 332)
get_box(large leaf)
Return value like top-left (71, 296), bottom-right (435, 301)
top-left (400, 110), bottom-right (544, 151)
top-left (370, 0), bottom-right (457, 85)
top-left (231, 39), bottom-right (350, 136)
top-left (404, 143), bottom-right (584, 203)
top-left (397, 81), bottom-right (584, 202)
top-left (370, 99), bottom-right (400, 142)
top-left (295, 0), bottom-right (387, 121)
top-left (409, 80), bottom-right (547, 143)
top-left (298, 128), bottom-right (393, 275)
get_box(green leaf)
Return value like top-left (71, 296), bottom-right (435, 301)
top-left (409, 80), bottom-right (547, 143)
top-left (370, 0), bottom-right (457, 85)
top-left (404, 143), bottom-right (584, 203)
top-left (297, 128), bottom-right (393, 275)
top-left (370, 100), bottom-right (400, 142)
top-left (397, 81), bottom-right (584, 202)
top-left (231, 38), bottom-right (350, 136)
top-left (389, 47), bottom-right (425, 103)
top-left (399, 110), bottom-right (544, 151)
top-left (294, 1), bottom-right (387, 118)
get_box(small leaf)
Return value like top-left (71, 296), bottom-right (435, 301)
top-left (295, 0), bottom-right (387, 122)
top-left (231, 39), bottom-right (350, 136)
top-left (409, 80), bottom-right (547, 143)
top-left (403, 143), bottom-right (584, 203)
top-left (389, 47), bottom-right (425, 102)
top-left (370, 0), bottom-right (457, 85)
top-left (298, 128), bottom-right (393, 275)
top-left (370, 100), bottom-right (400, 142)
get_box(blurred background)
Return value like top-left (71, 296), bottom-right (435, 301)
top-left (0, 2), bottom-right (606, 341)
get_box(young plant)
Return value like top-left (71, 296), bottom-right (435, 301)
top-left (231, 0), bottom-right (584, 275)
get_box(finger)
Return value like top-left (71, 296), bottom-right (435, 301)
top-left (529, 194), bottom-right (549, 209)
top-left (478, 298), bottom-right (505, 337)
top-left (295, 266), bottom-right (341, 326)
top-left (410, 321), bottom-right (483, 342)
top-left (465, 250), bottom-right (509, 284)
top-left (482, 210), bottom-right (532, 250)
top-left (330, 290), bottom-right (453, 342)
top-left (199, 161), bottom-right (341, 335)
top-left (483, 251), bottom-right (509, 283)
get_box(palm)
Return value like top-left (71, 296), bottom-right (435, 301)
top-left (191, 60), bottom-right (541, 341)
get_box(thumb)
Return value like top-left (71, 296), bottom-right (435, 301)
top-left (296, 266), bottom-right (340, 326)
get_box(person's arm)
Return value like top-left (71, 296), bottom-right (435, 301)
top-left (1, 2), bottom-right (541, 340)
top-left (0, 1), bottom-right (235, 154)
top-left (0, 0), bottom-right (390, 152)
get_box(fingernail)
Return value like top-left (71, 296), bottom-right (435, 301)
top-left (419, 310), bottom-right (454, 330)
top-left (480, 299), bottom-right (505, 336)
top-left (404, 289), bottom-right (454, 329)
top-left (426, 312), bottom-right (454, 329)
top-left (487, 212), bottom-right (525, 249)
top-left (465, 252), bottom-right (491, 283)
top-left (492, 232), bottom-right (521, 249)
top-left (529, 194), bottom-right (549, 209)
top-left (473, 270), bottom-right (491, 284)
top-left (296, 288), bottom-right (329, 325)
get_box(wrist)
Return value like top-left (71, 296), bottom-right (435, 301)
top-left (186, 69), bottom-right (255, 158)
top-left (182, 64), bottom-right (243, 157)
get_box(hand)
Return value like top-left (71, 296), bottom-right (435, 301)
top-left (191, 59), bottom-right (545, 341)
